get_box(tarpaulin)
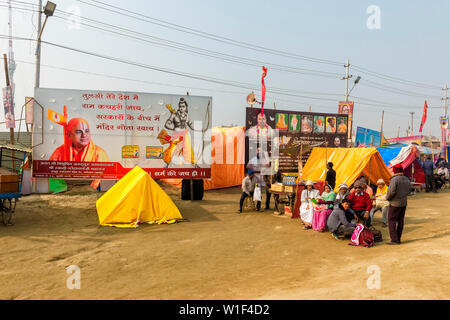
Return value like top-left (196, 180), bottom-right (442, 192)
top-left (96, 166), bottom-right (182, 228)
top-left (302, 147), bottom-right (392, 191)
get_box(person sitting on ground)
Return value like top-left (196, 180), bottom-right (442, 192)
top-left (325, 162), bottom-right (336, 190)
top-left (369, 179), bottom-right (390, 228)
top-left (327, 199), bottom-right (357, 240)
top-left (348, 180), bottom-right (373, 227)
top-left (320, 184), bottom-right (336, 209)
top-left (334, 183), bottom-right (350, 206)
top-left (239, 169), bottom-right (259, 213)
top-left (300, 180), bottom-right (320, 230)
top-left (437, 163), bottom-right (449, 181)
top-left (351, 177), bottom-right (373, 198)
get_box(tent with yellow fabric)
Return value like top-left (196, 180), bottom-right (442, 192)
top-left (96, 166), bottom-right (183, 228)
top-left (302, 147), bottom-right (392, 191)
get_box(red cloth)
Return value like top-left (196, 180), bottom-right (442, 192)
top-left (419, 100), bottom-right (428, 133)
top-left (348, 191), bottom-right (372, 212)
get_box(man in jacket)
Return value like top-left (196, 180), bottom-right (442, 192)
top-left (348, 181), bottom-right (372, 226)
top-left (385, 164), bottom-right (412, 245)
top-left (327, 199), bottom-right (357, 240)
top-left (422, 156), bottom-right (436, 193)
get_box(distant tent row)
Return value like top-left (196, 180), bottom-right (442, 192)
top-left (302, 147), bottom-right (392, 191)
top-left (163, 126), bottom-right (245, 190)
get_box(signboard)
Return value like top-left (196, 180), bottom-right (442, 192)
top-left (355, 126), bottom-right (381, 147)
top-left (2, 86), bottom-right (15, 129)
top-left (386, 135), bottom-right (424, 143)
top-left (338, 101), bottom-right (354, 140)
top-left (440, 116), bottom-right (448, 160)
top-left (32, 88), bottom-right (212, 179)
top-left (245, 107), bottom-right (348, 174)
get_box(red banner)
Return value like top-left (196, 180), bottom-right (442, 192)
top-left (261, 66), bottom-right (268, 115)
top-left (33, 160), bottom-right (211, 179)
top-left (419, 100), bottom-right (428, 133)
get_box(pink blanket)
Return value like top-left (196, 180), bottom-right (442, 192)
top-left (312, 209), bottom-right (333, 232)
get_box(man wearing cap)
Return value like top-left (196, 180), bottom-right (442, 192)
top-left (348, 180), bottom-right (372, 226)
top-left (351, 177), bottom-right (373, 198)
top-left (239, 169), bottom-right (260, 213)
top-left (325, 162), bottom-right (336, 190)
top-left (369, 179), bottom-right (390, 227)
top-left (385, 164), bottom-right (411, 244)
top-left (334, 183), bottom-right (350, 206)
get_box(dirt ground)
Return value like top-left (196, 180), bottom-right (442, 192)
top-left (0, 183), bottom-right (449, 300)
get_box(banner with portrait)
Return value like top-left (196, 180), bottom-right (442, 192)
top-left (32, 88), bottom-right (212, 179)
top-left (245, 107), bottom-right (348, 173)
top-left (2, 85), bottom-right (15, 129)
top-left (338, 101), bottom-right (354, 140)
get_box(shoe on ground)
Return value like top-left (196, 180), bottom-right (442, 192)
top-left (386, 241), bottom-right (400, 245)
top-left (237, 210), bottom-right (242, 214)
top-left (382, 223), bottom-right (387, 228)
top-left (331, 232), bottom-right (342, 240)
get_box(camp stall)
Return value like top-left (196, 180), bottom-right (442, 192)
top-left (301, 147), bottom-right (392, 191)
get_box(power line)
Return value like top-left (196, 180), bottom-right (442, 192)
top-left (75, 0), bottom-right (343, 67)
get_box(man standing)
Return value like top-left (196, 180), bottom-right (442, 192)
top-left (325, 162), bottom-right (336, 190)
top-left (385, 164), bottom-right (411, 245)
top-left (348, 181), bottom-right (372, 226)
top-left (422, 156), bottom-right (436, 193)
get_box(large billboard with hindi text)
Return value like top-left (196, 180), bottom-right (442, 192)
top-left (245, 107), bottom-right (348, 173)
top-left (32, 88), bottom-right (212, 179)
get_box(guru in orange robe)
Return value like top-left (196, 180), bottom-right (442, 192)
top-left (49, 118), bottom-right (109, 162)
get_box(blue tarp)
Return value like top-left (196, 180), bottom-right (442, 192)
top-left (376, 147), bottom-right (402, 167)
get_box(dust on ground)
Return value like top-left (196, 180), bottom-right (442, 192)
top-left (0, 182), bottom-right (449, 300)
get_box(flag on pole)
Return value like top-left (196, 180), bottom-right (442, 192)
top-left (48, 107), bottom-right (67, 126)
top-left (261, 66), bottom-right (268, 115)
top-left (419, 100), bottom-right (428, 133)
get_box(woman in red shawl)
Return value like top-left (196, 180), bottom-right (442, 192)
top-left (49, 118), bottom-right (109, 162)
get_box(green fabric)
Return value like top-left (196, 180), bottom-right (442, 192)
top-left (49, 178), bottom-right (68, 194)
top-left (321, 191), bottom-right (336, 202)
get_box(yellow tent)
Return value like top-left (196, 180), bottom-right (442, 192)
top-left (302, 147), bottom-right (392, 191)
top-left (96, 166), bottom-right (183, 228)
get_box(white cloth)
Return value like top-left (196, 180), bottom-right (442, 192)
top-left (253, 186), bottom-right (262, 202)
top-left (300, 189), bottom-right (320, 224)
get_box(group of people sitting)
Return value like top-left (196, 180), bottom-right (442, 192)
top-left (300, 163), bottom-right (411, 244)
top-left (421, 154), bottom-right (449, 193)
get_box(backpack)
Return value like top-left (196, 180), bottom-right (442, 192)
top-left (369, 226), bottom-right (383, 242)
top-left (349, 224), bottom-right (374, 247)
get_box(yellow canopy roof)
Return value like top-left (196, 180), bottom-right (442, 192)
top-left (302, 147), bottom-right (392, 191)
top-left (96, 166), bottom-right (183, 228)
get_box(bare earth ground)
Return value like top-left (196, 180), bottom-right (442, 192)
top-left (0, 183), bottom-right (449, 300)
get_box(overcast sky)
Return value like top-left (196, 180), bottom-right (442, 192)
top-left (0, 0), bottom-right (449, 138)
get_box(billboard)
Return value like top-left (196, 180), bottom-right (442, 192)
top-left (355, 126), bottom-right (381, 147)
top-left (32, 88), bottom-right (212, 179)
top-left (338, 101), bottom-right (354, 140)
top-left (245, 107), bottom-right (348, 173)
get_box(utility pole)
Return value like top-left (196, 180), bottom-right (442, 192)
top-left (308, 105), bottom-right (311, 113)
top-left (442, 84), bottom-right (448, 116)
top-left (380, 110), bottom-right (384, 146)
top-left (35, 0), bottom-right (42, 89)
top-left (3, 54), bottom-right (15, 171)
top-left (397, 126), bottom-right (400, 138)
top-left (409, 112), bottom-right (415, 136)
top-left (343, 59), bottom-right (352, 102)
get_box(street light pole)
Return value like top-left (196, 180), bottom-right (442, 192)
top-left (34, 0), bottom-right (42, 89)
